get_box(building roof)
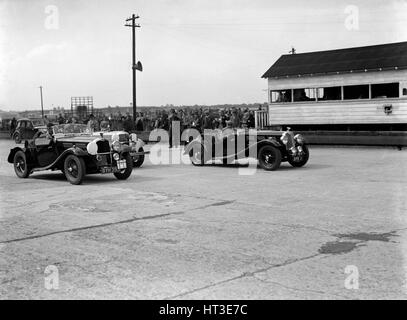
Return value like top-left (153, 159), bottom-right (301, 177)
top-left (262, 41), bottom-right (407, 78)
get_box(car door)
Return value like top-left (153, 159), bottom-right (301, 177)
top-left (18, 121), bottom-right (27, 139)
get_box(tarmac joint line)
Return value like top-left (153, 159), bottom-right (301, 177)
top-left (0, 199), bottom-right (236, 245)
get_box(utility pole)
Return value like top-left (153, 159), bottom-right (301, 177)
top-left (39, 86), bottom-right (44, 119)
top-left (125, 14), bottom-right (142, 122)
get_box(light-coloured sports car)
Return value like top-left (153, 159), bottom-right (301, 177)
top-left (93, 130), bottom-right (148, 168)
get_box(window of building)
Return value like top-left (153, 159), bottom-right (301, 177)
top-left (293, 88), bottom-right (316, 102)
top-left (371, 83), bottom-right (399, 98)
top-left (403, 88), bottom-right (407, 96)
top-left (343, 85), bottom-right (369, 100)
top-left (317, 87), bottom-right (342, 101)
top-left (271, 90), bottom-right (292, 103)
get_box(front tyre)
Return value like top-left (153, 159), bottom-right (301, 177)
top-left (288, 144), bottom-right (309, 168)
top-left (114, 153), bottom-right (133, 180)
top-left (258, 145), bottom-right (282, 171)
top-left (133, 147), bottom-right (145, 168)
top-left (64, 155), bottom-right (86, 185)
top-left (13, 151), bottom-right (30, 178)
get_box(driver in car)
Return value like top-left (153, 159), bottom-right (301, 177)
top-left (33, 122), bottom-right (54, 140)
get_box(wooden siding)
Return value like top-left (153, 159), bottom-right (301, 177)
top-left (267, 69), bottom-right (407, 125)
top-left (268, 98), bottom-right (407, 125)
top-left (267, 69), bottom-right (407, 92)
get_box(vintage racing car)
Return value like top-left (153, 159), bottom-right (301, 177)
top-left (184, 128), bottom-right (309, 171)
top-left (93, 130), bottom-right (148, 168)
top-left (7, 124), bottom-right (134, 185)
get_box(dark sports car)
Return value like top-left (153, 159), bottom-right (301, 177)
top-left (184, 128), bottom-right (309, 171)
top-left (12, 118), bottom-right (48, 143)
top-left (7, 124), bottom-right (133, 185)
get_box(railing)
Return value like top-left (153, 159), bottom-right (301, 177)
top-left (254, 110), bottom-right (269, 129)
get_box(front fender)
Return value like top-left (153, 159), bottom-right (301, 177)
top-left (7, 147), bottom-right (25, 163)
top-left (136, 138), bottom-right (145, 150)
top-left (131, 138), bottom-right (145, 152)
top-left (121, 145), bottom-right (132, 154)
top-left (258, 137), bottom-right (282, 148)
top-left (54, 147), bottom-right (87, 165)
top-left (250, 138), bottom-right (283, 155)
top-left (70, 147), bottom-right (88, 157)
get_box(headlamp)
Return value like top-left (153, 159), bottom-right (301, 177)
top-left (111, 133), bottom-right (119, 141)
top-left (280, 132), bottom-right (289, 145)
top-left (294, 134), bottom-right (305, 144)
top-left (113, 153), bottom-right (120, 161)
top-left (87, 139), bottom-right (98, 155)
top-left (112, 140), bottom-right (121, 152)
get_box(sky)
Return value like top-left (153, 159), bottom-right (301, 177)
top-left (1, 0), bottom-right (407, 111)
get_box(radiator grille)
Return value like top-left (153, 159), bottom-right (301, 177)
top-left (96, 140), bottom-right (111, 153)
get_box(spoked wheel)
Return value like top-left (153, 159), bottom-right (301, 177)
top-left (189, 145), bottom-right (204, 166)
top-left (64, 155), bottom-right (86, 185)
top-left (288, 144), bottom-right (309, 168)
top-left (13, 151), bottom-right (30, 178)
top-left (133, 147), bottom-right (145, 168)
top-left (258, 145), bottom-right (282, 171)
top-left (114, 153), bottom-right (133, 180)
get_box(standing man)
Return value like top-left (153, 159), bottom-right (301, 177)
top-left (57, 114), bottom-right (65, 125)
top-left (247, 110), bottom-right (255, 128)
top-left (136, 112), bottom-right (144, 131)
top-left (168, 109), bottom-right (180, 148)
top-left (123, 113), bottom-right (135, 132)
top-left (87, 114), bottom-right (99, 132)
top-left (203, 110), bottom-right (213, 130)
top-left (242, 108), bottom-right (250, 128)
top-left (10, 117), bottom-right (17, 137)
top-left (230, 108), bottom-right (240, 128)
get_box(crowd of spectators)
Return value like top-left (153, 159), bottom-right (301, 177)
top-left (57, 106), bottom-right (259, 133)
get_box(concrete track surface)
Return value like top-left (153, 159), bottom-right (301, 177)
top-left (0, 139), bottom-right (406, 299)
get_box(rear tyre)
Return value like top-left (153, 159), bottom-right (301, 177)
top-left (114, 153), bottom-right (133, 180)
top-left (13, 151), bottom-right (30, 178)
top-left (64, 155), bottom-right (86, 185)
top-left (133, 147), bottom-right (145, 168)
top-left (288, 144), bottom-right (309, 168)
top-left (258, 145), bottom-right (282, 171)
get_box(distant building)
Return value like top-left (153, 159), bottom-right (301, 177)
top-left (262, 41), bottom-right (407, 131)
